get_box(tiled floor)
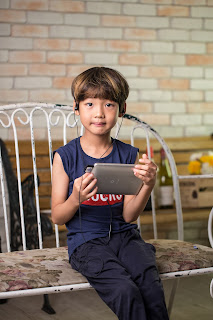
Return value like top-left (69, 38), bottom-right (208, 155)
top-left (0, 274), bottom-right (213, 319)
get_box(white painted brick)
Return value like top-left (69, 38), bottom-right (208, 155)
top-left (29, 89), bottom-right (66, 102)
top-left (123, 4), bottom-right (156, 16)
top-left (154, 126), bottom-right (183, 138)
top-left (154, 102), bottom-right (185, 113)
top-left (192, 7), bottom-right (213, 18)
top-left (175, 42), bottom-right (205, 54)
top-left (87, 27), bottom-right (122, 39)
top-left (65, 14), bottom-right (100, 26)
top-left (158, 29), bottom-right (189, 41)
top-left (140, 90), bottom-right (172, 101)
top-left (172, 18), bottom-right (202, 29)
top-left (50, 26), bottom-right (85, 38)
top-left (0, 77), bottom-right (13, 89)
top-left (87, 2), bottom-right (121, 14)
top-left (185, 125), bottom-right (213, 136)
top-left (173, 67), bottom-right (203, 78)
top-left (128, 78), bottom-right (157, 89)
top-left (205, 19), bottom-right (213, 30)
top-left (142, 41), bottom-right (173, 53)
top-left (127, 90), bottom-right (138, 102)
top-left (0, 37), bottom-right (32, 49)
top-left (107, 40), bottom-right (139, 52)
top-left (15, 77), bottom-right (52, 89)
top-left (191, 79), bottom-right (213, 90)
top-left (206, 91), bottom-right (213, 101)
top-left (107, 65), bottom-right (138, 77)
top-left (205, 68), bottom-right (213, 78)
top-left (0, 50), bottom-right (8, 62)
top-left (153, 54), bottom-right (185, 65)
top-left (0, 23), bottom-right (10, 36)
top-left (116, 0), bottom-right (138, 2)
top-left (0, 89), bottom-right (28, 102)
top-left (115, 126), bottom-right (135, 140)
top-left (171, 114), bottom-right (201, 126)
top-left (85, 0), bottom-right (136, 2)
top-left (0, 0), bottom-right (9, 8)
top-left (70, 40), bottom-right (105, 52)
top-left (187, 102), bottom-right (213, 113)
top-left (27, 11), bottom-right (63, 24)
top-left (136, 17), bottom-right (169, 28)
top-left (191, 30), bottom-right (213, 42)
top-left (203, 114), bottom-right (213, 124)
top-left (173, 91), bottom-right (203, 101)
top-left (85, 53), bottom-right (118, 65)
top-left (137, 113), bottom-right (170, 126)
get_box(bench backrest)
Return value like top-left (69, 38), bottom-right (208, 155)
top-left (0, 102), bottom-right (195, 252)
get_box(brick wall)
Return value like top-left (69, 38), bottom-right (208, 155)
top-left (0, 0), bottom-right (213, 139)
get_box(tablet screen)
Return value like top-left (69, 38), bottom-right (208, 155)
top-left (91, 163), bottom-right (143, 195)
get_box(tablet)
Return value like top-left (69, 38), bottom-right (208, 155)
top-left (89, 163), bottom-right (143, 195)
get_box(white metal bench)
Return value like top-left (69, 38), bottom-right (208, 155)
top-left (0, 103), bottom-right (213, 317)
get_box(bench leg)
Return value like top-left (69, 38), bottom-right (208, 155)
top-left (0, 299), bottom-right (7, 304)
top-left (167, 278), bottom-right (180, 317)
top-left (42, 294), bottom-right (56, 314)
top-left (0, 237), bottom-right (7, 305)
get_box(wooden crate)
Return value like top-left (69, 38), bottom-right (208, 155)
top-left (179, 178), bottom-right (213, 208)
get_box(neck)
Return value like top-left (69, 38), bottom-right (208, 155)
top-left (80, 133), bottom-right (113, 159)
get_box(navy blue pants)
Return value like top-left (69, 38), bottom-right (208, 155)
top-left (70, 229), bottom-right (169, 320)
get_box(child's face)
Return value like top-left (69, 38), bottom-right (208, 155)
top-left (74, 98), bottom-right (122, 136)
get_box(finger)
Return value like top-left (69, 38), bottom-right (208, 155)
top-left (134, 164), bottom-right (149, 171)
top-left (134, 166), bottom-right (157, 178)
top-left (134, 169), bottom-right (149, 177)
top-left (139, 158), bottom-right (151, 165)
top-left (82, 172), bottom-right (93, 180)
top-left (76, 174), bottom-right (95, 193)
top-left (81, 173), bottom-right (96, 186)
top-left (135, 164), bottom-right (156, 175)
top-left (87, 186), bottom-right (98, 199)
top-left (83, 177), bottom-right (97, 193)
top-left (138, 159), bottom-right (158, 171)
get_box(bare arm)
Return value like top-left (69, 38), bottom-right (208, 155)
top-left (123, 153), bottom-right (157, 223)
top-left (51, 152), bottom-right (98, 225)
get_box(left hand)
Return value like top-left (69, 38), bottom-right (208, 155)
top-left (133, 153), bottom-right (157, 187)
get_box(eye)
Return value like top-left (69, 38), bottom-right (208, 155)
top-left (86, 102), bottom-right (93, 107)
top-left (105, 103), bottom-right (114, 108)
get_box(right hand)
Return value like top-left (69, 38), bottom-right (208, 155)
top-left (72, 173), bottom-right (98, 204)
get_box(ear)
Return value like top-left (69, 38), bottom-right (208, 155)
top-left (119, 103), bottom-right (126, 117)
top-left (73, 101), bottom-right (80, 115)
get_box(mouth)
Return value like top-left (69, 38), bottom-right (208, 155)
top-left (92, 122), bottom-right (106, 127)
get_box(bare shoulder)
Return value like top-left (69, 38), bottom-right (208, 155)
top-left (52, 152), bottom-right (68, 181)
top-left (53, 151), bottom-right (62, 166)
top-left (52, 152), bottom-right (69, 204)
top-left (52, 152), bottom-right (65, 173)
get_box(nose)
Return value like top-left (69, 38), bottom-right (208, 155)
top-left (95, 105), bottom-right (105, 118)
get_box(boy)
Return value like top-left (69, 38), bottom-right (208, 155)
top-left (51, 67), bottom-right (169, 319)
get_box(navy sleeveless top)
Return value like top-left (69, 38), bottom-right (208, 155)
top-left (54, 137), bottom-right (139, 258)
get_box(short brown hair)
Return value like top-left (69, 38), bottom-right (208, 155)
top-left (71, 67), bottom-right (129, 112)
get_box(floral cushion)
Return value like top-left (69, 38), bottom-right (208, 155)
top-left (0, 240), bottom-right (213, 293)
top-left (0, 247), bottom-right (87, 293)
top-left (148, 239), bottom-right (213, 274)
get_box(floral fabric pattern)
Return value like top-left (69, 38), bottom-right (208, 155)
top-left (0, 240), bottom-right (213, 293)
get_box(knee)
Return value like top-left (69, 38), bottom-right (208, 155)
top-left (108, 280), bottom-right (145, 319)
top-left (114, 279), bottom-right (140, 301)
top-left (143, 267), bottom-right (165, 302)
